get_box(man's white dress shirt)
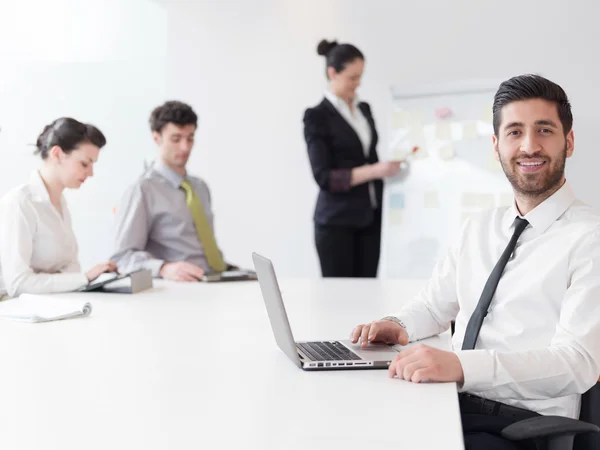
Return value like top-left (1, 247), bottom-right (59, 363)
top-left (391, 182), bottom-right (600, 418)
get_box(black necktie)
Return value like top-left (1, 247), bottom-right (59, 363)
top-left (461, 217), bottom-right (529, 350)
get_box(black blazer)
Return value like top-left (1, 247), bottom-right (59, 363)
top-left (303, 98), bottom-right (383, 228)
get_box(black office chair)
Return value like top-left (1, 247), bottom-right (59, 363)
top-left (501, 382), bottom-right (600, 450)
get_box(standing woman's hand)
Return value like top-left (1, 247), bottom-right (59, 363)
top-left (372, 161), bottom-right (402, 179)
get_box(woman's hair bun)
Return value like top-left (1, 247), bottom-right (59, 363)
top-left (317, 39), bottom-right (338, 56)
top-left (34, 124), bottom-right (53, 156)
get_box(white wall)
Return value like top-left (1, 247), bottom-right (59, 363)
top-left (0, 0), bottom-right (168, 269)
top-left (2, 0), bottom-right (600, 277)
top-left (166, 0), bottom-right (600, 277)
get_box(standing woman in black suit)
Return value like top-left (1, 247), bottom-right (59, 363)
top-left (304, 39), bottom-right (401, 278)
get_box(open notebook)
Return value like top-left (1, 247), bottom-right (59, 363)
top-left (0, 294), bottom-right (92, 323)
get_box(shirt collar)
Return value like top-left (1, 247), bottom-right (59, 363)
top-left (28, 169), bottom-right (68, 207)
top-left (503, 181), bottom-right (575, 234)
top-left (153, 160), bottom-right (185, 189)
top-left (28, 170), bottom-right (52, 202)
top-left (324, 90), bottom-right (360, 111)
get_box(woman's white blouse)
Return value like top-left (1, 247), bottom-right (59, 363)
top-left (0, 170), bottom-right (88, 297)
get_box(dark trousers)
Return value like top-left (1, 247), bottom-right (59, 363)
top-left (460, 395), bottom-right (545, 450)
top-left (314, 209), bottom-right (382, 278)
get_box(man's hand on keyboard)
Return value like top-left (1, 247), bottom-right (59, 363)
top-left (350, 320), bottom-right (409, 348)
top-left (388, 344), bottom-right (464, 384)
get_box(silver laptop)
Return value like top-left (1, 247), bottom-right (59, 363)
top-left (252, 252), bottom-right (400, 370)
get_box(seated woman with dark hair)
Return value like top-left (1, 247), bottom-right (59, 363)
top-left (0, 117), bottom-right (117, 298)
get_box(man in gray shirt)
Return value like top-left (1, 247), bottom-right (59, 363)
top-left (111, 101), bottom-right (234, 281)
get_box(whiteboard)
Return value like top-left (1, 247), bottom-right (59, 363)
top-left (381, 80), bottom-right (513, 279)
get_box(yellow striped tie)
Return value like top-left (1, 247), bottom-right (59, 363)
top-left (180, 180), bottom-right (226, 272)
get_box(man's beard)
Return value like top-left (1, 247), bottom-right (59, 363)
top-left (498, 143), bottom-right (566, 198)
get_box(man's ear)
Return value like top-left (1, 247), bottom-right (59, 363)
top-left (566, 129), bottom-right (574, 158)
top-left (492, 134), bottom-right (500, 161)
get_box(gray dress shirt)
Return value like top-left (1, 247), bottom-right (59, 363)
top-left (111, 161), bottom-right (224, 276)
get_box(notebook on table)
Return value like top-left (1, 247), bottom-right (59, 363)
top-left (0, 294), bottom-right (92, 323)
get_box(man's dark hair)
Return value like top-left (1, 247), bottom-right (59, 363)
top-left (35, 117), bottom-right (106, 159)
top-left (493, 74), bottom-right (573, 136)
top-left (149, 101), bottom-right (198, 133)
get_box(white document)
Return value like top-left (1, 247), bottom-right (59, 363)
top-left (0, 294), bottom-right (92, 323)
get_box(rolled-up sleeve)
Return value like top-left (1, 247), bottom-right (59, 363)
top-left (303, 108), bottom-right (352, 193)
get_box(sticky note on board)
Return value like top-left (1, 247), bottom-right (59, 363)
top-left (391, 148), bottom-right (408, 160)
top-left (499, 193), bottom-right (514, 207)
top-left (461, 193), bottom-right (495, 210)
top-left (389, 193), bottom-right (405, 209)
top-left (482, 104), bottom-right (493, 123)
top-left (391, 111), bottom-right (411, 129)
top-left (436, 107), bottom-right (452, 119)
top-left (462, 121), bottom-right (478, 140)
top-left (435, 123), bottom-right (452, 140)
top-left (409, 126), bottom-right (426, 145)
top-left (389, 209), bottom-right (403, 226)
top-left (486, 151), bottom-right (503, 173)
top-left (408, 111), bottom-right (425, 127)
top-left (424, 191), bottom-right (440, 209)
top-left (393, 146), bottom-right (425, 160)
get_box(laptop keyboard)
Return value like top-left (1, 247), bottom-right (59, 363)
top-left (297, 341), bottom-right (361, 361)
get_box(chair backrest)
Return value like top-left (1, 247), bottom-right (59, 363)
top-left (574, 382), bottom-right (600, 450)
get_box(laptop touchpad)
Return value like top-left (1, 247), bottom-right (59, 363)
top-left (340, 340), bottom-right (400, 361)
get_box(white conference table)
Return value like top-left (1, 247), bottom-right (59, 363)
top-left (0, 278), bottom-right (464, 450)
